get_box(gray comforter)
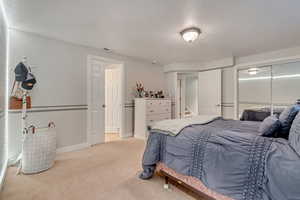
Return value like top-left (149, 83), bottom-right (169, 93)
top-left (140, 118), bottom-right (300, 200)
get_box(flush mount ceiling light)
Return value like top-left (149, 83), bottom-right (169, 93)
top-left (152, 60), bottom-right (157, 65)
top-left (103, 48), bottom-right (112, 53)
top-left (180, 27), bottom-right (201, 43)
top-left (247, 68), bottom-right (260, 75)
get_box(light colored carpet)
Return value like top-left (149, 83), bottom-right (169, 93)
top-left (105, 133), bottom-right (121, 142)
top-left (1, 138), bottom-right (194, 200)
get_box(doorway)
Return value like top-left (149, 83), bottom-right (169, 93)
top-left (177, 73), bottom-right (199, 118)
top-left (87, 55), bottom-right (125, 146)
top-left (175, 70), bottom-right (221, 118)
top-left (105, 65), bottom-right (122, 142)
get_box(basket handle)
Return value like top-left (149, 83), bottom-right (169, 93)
top-left (28, 125), bottom-right (36, 134)
top-left (23, 127), bottom-right (28, 135)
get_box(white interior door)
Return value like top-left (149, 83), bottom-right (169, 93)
top-left (198, 69), bottom-right (222, 116)
top-left (87, 59), bottom-right (105, 145)
top-left (105, 67), bottom-right (121, 133)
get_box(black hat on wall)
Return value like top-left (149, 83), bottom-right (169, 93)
top-left (14, 62), bottom-right (28, 82)
top-left (21, 73), bottom-right (36, 90)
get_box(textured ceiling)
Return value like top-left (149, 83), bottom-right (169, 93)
top-left (4, 0), bottom-right (300, 64)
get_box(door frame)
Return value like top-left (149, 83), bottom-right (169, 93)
top-left (87, 55), bottom-right (125, 145)
top-left (176, 76), bottom-right (186, 118)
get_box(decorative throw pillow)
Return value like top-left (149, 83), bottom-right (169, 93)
top-left (259, 115), bottom-right (281, 137)
top-left (278, 105), bottom-right (300, 139)
top-left (289, 112), bottom-right (300, 155)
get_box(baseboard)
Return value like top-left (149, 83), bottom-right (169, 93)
top-left (121, 132), bottom-right (133, 138)
top-left (56, 143), bottom-right (90, 154)
top-left (105, 127), bottom-right (119, 133)
top-left (134, 135), bottom-right (146, 140)
top-left (0, 159), bottom-right (8, 192)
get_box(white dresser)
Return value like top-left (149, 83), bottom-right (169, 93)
top-left (134, 98), bottom-right (171, 139)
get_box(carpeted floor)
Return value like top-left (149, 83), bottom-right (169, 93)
top-left (105, 133), bottom-right (121, 142)
top-left (0, 138), bottom-right (194, 200)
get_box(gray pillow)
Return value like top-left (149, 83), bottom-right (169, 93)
top-left (289, 112), bottom-right (300, 155)
top-left (278, 105), bottom-right (300, 139)
top-left (259, 115), bottom-right (281, 137)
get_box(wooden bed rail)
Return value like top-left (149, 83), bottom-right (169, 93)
top-left (158, 170), bottom-right (216, 200)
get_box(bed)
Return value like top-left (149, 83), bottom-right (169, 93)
top-left (139, 115), bottom-right (300, 200)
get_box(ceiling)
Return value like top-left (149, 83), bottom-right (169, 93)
top-left (4, 0), bottom-right (300, 65)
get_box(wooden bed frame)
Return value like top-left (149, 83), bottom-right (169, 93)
top-left (158, 169), bottom-right (216, 200)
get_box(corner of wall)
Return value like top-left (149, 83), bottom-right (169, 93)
top-left (0, 159), bottom-right (8, 191)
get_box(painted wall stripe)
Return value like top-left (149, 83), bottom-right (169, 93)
top-left (9, 107), bottom-right (87, 114)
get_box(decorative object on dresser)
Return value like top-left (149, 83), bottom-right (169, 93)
top-left (136, 82), bottom-right (144, 98)
top-left (135, 82), bottom-right (165, 99)
top-left (134, 98), bottom-right (171, 139)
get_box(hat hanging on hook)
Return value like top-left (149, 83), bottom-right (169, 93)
top-left (13, 56), bottom-right (37, 91)
top-left (14, 62), bottom-right (28, 82)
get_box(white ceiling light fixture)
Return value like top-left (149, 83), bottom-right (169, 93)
top-left (103, 48), bottom-right (113, 53)
top-left (247, 68), bottom-right (260, 75)
top-left (180, 27), bottom-right (201, 43)
top-left (152, 60), bottom-right (157, 65)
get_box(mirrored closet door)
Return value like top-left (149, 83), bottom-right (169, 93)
top-left (238, 61), bottom-right (300, 121)
top-left (272, 62), bottom-right (300, 106)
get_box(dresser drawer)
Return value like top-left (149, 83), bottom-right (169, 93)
top-left (147, 105), bottom-right (171, 115)
top-left (146, 100), bottom-right (171, 108)
top-left (147, 113), bottom-right (171, 124)
top-left (135, 98), bottom-right (171, 140)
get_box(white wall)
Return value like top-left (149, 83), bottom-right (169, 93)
top-left (8, 29), bottom-right (166, 160)
top-left (235, 46), bottom-right (300, 66)
top-left (164, 57), bottom-right (234, 72)
top-left (0, 2), bottom-right (7, 188)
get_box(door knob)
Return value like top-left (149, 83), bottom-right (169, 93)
top-left (102, 104), bottom-right (106, 108)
